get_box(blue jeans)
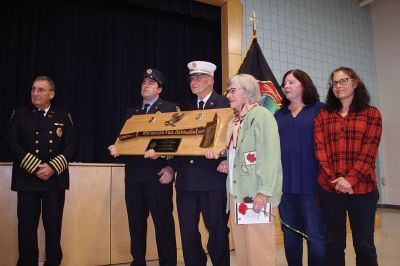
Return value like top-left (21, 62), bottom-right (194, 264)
top-left (318, 187), bottom-right (379, 266)
top-left (279, 193), bottom-right (326, 266)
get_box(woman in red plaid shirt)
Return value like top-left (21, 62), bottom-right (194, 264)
top-left (314, 67), bottom-right (382, 266)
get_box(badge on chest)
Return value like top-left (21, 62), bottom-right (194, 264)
top-left (244, 151), bottom-right (256, 165)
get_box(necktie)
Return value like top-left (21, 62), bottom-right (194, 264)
top-left (38, 109), bottom-right (45, 118)
top-left (141, 103), bottom-right (150, 114)
top-left (198, 101), bottom-right (204, 110)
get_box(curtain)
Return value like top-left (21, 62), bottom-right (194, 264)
top-left (0, 0), bottom-right (221, 162)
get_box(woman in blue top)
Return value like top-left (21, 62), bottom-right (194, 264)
top-left (274, 69), bottom-right (326, 266)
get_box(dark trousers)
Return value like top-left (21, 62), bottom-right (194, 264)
top-left (17, 190), bottom-right (65, 266)
top-left (279, 193), bottom-right (326, 266)
top-left (176, 189), bottom-right (230, 266)
top-left (318, 187), bottom-right (379, 266)
top-left (125, 182), bottom-right (177, 266)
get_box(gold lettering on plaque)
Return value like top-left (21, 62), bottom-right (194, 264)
top-left (119, 113), bottom-right (219, 148)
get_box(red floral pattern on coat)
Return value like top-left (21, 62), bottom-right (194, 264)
top-left (246, 153), bottom-right (256, 163)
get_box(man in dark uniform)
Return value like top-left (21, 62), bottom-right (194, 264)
top-left (7, 76), bottom-right (75, 266)
top-left (175, 61), bottom-right (230, 266)
top-left (108, 68), bottom-right (177, 266)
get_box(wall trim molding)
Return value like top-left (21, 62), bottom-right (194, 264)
top-left (196, 0), bottom-right (243, 91)
top-left (378, 204), bottom-right (400, 209)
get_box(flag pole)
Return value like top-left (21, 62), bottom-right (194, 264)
top-left (250, 11), bottom-right (257, 37)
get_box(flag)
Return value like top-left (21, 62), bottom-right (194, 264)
top-left (237, 35), bottom-right (284, 114)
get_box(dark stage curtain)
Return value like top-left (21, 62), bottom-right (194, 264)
top-left (0, 0), bottom-right (221, 162)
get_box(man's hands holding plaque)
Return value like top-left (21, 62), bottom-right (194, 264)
top-left (204, 149), bottom-right (221, 159)
top-left (144, 149), bottom-right (160, 160)
top-left (108, 145), bottom-right (119, 158)
top-left (205, 149), bottom-right (228, 174)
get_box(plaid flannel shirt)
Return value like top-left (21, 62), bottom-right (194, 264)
top-left (314, 106), bottom-right (382, 194)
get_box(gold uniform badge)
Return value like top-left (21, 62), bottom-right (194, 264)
top-left (56, 127), bottom-right (63, 137)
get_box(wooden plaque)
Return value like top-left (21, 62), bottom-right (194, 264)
top-left (114, 108), bottom-right (234, 156)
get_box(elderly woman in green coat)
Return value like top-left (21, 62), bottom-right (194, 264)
top-left (206, 73), bottom-right (282, 266)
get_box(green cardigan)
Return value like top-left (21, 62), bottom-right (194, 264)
top-left (227, 105), bottom-right (282, 211)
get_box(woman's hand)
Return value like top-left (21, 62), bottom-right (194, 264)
top-left (253, 193), bottom-right (268, 213)
top-left (331, 177), bottom-right (354, 194)
top-left (144, 149), bottom-right (160, 160)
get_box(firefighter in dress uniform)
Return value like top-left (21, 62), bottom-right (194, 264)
top-left (7, 76), bottom-right (75, 266)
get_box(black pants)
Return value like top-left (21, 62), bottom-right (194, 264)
top-left (318, 187), bottom-right (379, 266)
top-left (125, 182), bottom-right (177, 266)
top-left (176, 189), bottom-right (230, 266)
top-left (17, 190), bottom-right (65, 266)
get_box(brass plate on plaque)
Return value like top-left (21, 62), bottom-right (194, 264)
top-left (146, 138), bottom-right (182, 153)
top-left (114, 108), bottom-right (234, 155)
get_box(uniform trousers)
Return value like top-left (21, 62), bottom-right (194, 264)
top-left (125, 182), bottom-right (176, 266)
top-left (229, 195), bottom-right (277, 266)
top-left (17, 190), bottom-right (65, 266)
top-left (176, 190), bottom-right (230, 266)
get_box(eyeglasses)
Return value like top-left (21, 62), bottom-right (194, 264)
top-left (31, 87), bottom-right (52, 93)
top-left (225, 87), bottom-right (242, 95)
top-left (329, 78), bottom-right (353, 88)
top-left (188, 74), bottom-right (208, 82)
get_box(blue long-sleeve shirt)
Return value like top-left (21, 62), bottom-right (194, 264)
top-left (274, 101), bottom-right (324, 195)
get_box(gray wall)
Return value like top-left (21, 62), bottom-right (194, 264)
top-left (372, 0), bottom-right (400, 205)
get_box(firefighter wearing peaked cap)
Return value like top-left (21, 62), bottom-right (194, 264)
top-left (7, 76), bottom-right (75, 266)
top-left (143, 68), bottom-right (166, 87)
top-left (173, 61), bottom-right (231, 266)
top-left (108, 68), bottom-right (178, 266)
top-left (187, 60), bottom-right (217, 76)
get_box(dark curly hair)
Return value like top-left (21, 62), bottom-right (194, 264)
top-left (280, 69), bottom-right (320, 107)
top-left (326, 67), bottom-right (370, 113)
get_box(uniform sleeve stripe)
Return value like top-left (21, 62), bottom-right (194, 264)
top-left (27, 159), bottom-right (41, 173)
top-left (24, 155), bottom-right (36, 169)
top-left (53, 156), bottom-right (65, 170)
top-left (57, 155), bottom-right (68, 169)
top-left (20, 153), bottom-right (32, 168)
top-left (50, 154), bottom-right (68, 175)
top-left (20, 153), bottom-right (41, 174)
top-left (50, 159), bottom-right (62, 174)
top-left (55, 157), bottom-right (64, 171)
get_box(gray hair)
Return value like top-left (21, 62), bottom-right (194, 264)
top-left (227, 74), bottom-right (260, 104)
top-left (34, 76), bottom-right (56, 91)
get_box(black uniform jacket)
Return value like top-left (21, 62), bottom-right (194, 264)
top-left (122, 98), bottom-right (179, 183)
top-left (175, 91), bottom-right (230, 191)
top-left (7, 105), bottom-right (75, 191)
